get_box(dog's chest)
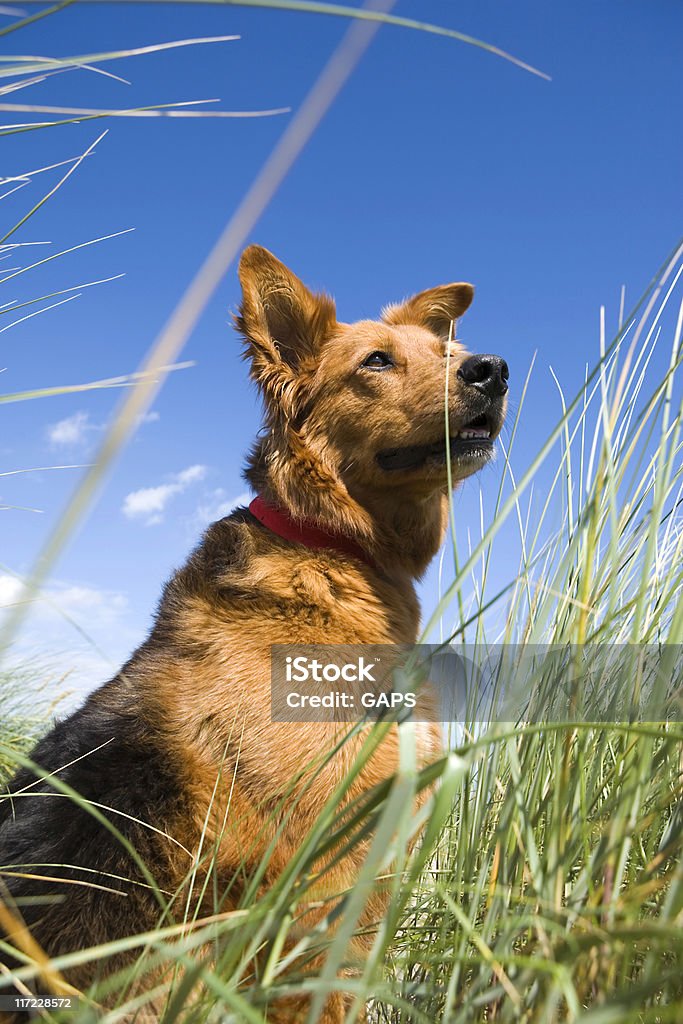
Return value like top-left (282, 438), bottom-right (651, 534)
top-left (244, 550), bottom-right (420, 644)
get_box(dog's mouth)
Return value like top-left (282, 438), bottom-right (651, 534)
top-left (376, 414), bottom-right (494, 472)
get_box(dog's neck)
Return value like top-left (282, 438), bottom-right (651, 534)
top-left (249, 495), bottom-right (378, 570)
top-left (245, 435), bottom-right (448, 579)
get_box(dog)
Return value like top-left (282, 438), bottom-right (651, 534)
top-left (0, 246), bottom-right (507, 1021)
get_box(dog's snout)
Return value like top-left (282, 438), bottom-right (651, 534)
top-left (457, 354), bottom-right (509, 397)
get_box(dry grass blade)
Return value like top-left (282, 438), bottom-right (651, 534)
top-left (0, 362), bottom-right (193, 405)
top-left (0, 100), bottom-right (290, 117)
top-left (0, 35), bottom-right (241, 78)
top-left (0, 99), bottom-right (289, 133)
top-left (0, 898), bottom-right (78, 996)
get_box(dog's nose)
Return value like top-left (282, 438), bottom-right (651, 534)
top-left (457, 354), bottom-right (509, 397)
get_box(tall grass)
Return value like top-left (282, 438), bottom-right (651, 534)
top-left (1, 4), bottom-right (681, 1022)
top-left (0, 664), bottom-right (59, 788)
top-left (1, 255), bottom-right (680, 1022)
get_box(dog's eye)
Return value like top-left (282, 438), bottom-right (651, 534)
top-left (361, 351), bottom-right (394, 370)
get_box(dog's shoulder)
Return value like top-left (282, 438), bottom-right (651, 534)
top-left (150, 504), bottom-right (420, 647)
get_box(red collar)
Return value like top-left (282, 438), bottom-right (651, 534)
top-left (249, 495), bottom-right (376, 570)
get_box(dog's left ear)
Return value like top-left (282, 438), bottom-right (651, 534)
top-left (383, 283), bottom-right (475, 339)
top-left (235, 246), bottom-right (337, 378)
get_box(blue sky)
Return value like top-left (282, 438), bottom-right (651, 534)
top-left (1, 1), bottom-right (681, 699)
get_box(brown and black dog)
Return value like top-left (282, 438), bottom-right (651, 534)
top-left (0, 246), bottom-right (507, 1021)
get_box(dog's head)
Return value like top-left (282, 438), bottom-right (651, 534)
top-left (236, 245), bottom-right (507, 507)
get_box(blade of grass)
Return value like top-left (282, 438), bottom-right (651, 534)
top-left (0, 35), bottom-right (240, 78)
top-left (0, 362), bottom-right (193, 405)
top-left (15, 0), bottom-right (551, 80)
top-left (0, 130), bottom-right (106, 246)
top-left (0, 0), bottom-right (74, 41)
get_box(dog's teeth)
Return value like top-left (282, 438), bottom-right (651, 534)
top-left (458, 429), bottom-right (491, 440)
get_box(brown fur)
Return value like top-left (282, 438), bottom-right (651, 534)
top-left (0, 247), bottom-right (506, 1022)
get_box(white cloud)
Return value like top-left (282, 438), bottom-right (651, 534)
top-left (137, 410), bottom-right (160, 426)
top-left (0, 574), bottom-right (128, 628)
top-left (122, 464), bottom-right (207, 525)
top-left (55, 584), bottom-right (128, 624)
top-left (0, 573), bottom-right (138, 706)
top-left (122, 483), bottom-right (179, 524)
top-left (194, 489), bottom-right (250, 527)
top-left (175, 464), bottom-right (206, 487)
top-left (47, 409), bottom-right (159, 449)
top-left (47, 410), bottom-right (92, 447)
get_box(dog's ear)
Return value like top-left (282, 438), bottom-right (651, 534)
top-left (382, 283), bottom-right (474, 339)
top-left (235, 246), bottom-right (337, 379)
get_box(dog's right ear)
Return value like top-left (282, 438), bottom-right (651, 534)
top-left (235, 246), bottom-right (337, 392)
